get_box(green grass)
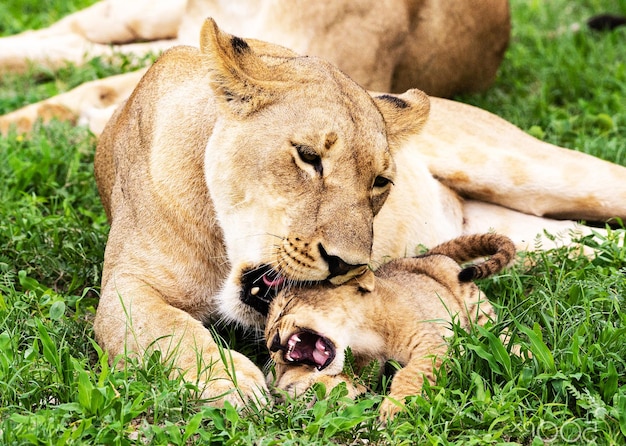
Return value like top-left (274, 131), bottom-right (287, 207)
top-left (0, 0), bottom-right (92, 36)
top-left (1, 0), bottom-right (626, 444)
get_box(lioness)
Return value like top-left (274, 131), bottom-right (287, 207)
top-left (93, 19), bottom-right (626, 407)
top-left (265, 233), bottom-right (516, 421)
top-left (0, 0), bottom-right (510, 135)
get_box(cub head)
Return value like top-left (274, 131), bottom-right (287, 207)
top-left (264, 234), bottom-right (515, 396)
top-left (264, 271), bottom-right (377, 383)
top-left (198, 19), bottom-right (431, 326)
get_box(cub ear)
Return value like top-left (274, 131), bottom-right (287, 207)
top-left (355, 269), bottom-right (376, 293)
top-left (373, 89), bottom-right (430, 151)
top-left (200, 18), bottom-right (276, 115)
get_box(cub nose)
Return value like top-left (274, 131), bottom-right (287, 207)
top-left (269, 332), bottom-right (282, 353)
top-left (318, 244), bottom-right (366, 279)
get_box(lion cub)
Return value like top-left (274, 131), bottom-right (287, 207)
top-left (265, 233), bottom-right (516, 420)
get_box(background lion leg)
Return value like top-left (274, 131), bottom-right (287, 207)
top-left (94, 272), bottom-right (269, 408)
top-left (393, 0), bottom-right (510, 97)
top-left (416, 97), bottom-right (626, 223)
top-left (0, 69), bottom-right (146, 136)
top-left (462, 200), bottom-right (602, 252)
top-left (0, 0), bottom-right (184, 74)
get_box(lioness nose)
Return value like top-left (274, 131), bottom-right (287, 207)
top-left (318, 244), bottom-right (366, 279)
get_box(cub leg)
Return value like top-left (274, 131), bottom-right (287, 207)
top-left (416, 97), bottom-right (626, 222)
top-left (379, 346), bottom-right (445, 422)
top-left (94, 272), bottom-right (269, 408)
top-left (0, 70), bottom-right (146, 136)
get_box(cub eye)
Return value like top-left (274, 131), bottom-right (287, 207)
top-left (373, 176), bottom-right (392, 188)
top-left (294, 144), bottom-right (323, 175)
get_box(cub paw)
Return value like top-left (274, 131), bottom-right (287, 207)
top-left (378, 396), bottom-right (405, 423)
top-left (272, 366), bottom-right (364, 401)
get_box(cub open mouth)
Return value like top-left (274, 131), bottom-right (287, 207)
top-left (241, 265), bottom-right (287, 316)
top-left (283, 330), bottom-right (336, 370)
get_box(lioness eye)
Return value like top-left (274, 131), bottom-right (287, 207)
top-left (373, 176), bottom-right (392, 188)
top-left (295, 144), bottom-right (323, 175)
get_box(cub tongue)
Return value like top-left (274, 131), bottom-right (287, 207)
top-left (312, 337), bottom-right (331, 367)
top-left (262, 272), bottom-right (285, 288)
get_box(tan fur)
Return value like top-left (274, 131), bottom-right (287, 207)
top-left (265, 234), bottom-right (516, 421)
top-left (91, 20), bottom-right (626, 408)
top-left (0, 0), bottom-right (509, 134)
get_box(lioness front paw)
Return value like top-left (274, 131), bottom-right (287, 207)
top-left (195, 349), bottom-right (270, 409)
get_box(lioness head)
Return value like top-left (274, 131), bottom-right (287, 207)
top-left (197, 19), bottom-right (430, 325)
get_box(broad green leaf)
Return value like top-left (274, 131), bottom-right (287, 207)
top-left (49, 300), bottom-right (66, 320)
top-left (466, 344), bottom-right (501, 374)
top-left (616, 393), bottom-right (626, 437)
top-left (77, 369), bottom-right (92, 411)
top-left (516, 322), bottom-right (555, 373)
top-left (183, 412), bottom-right (203, 442)
top-left (477, 325), bottom-right (513, 380)
top-left (601, 361), bottom-right (618, 403)
top-left (36, 318), bottom-right (62, 376)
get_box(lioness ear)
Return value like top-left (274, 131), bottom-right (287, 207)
top-left (200, 18), bottom-right (275, 115)
top-left (355, 269), bottom-right (376, 293)
top-left (373, 89), bottom-right (430, 151)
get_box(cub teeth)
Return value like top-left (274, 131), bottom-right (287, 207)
top-left (285, 334), bottom-right (302, 361)
top-left (250, 287), bottom-right (260, 296)
top-left (286, 342), bottom-right (295, 361)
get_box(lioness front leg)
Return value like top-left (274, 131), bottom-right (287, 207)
top-left (94, 273), bottom-right (269, 408)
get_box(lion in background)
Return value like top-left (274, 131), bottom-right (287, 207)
top-left (0, 0), bottom-right (510, 135)
top-left (265, 233), bottom-right (516, 421)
